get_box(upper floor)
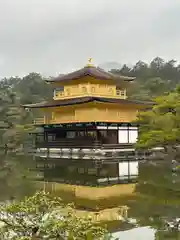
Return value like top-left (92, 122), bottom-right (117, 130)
top-left (46, 60), bottom-right (135, 100)
top-left (52, 77), bottom-right (128, 100)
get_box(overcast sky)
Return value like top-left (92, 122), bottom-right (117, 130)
top-left (0, 0), bottom-right (179, 77)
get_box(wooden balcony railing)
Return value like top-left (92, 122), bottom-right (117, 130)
top-left (34, 118), bottom-right (64, 125)
top-left (34, 118), bottom-right (107, 125)
top-left (54, 91), bottom-right (127, 100)
top-left (36, 138), bottom-right (102, 148)
top-left (34, 134), bottom-right (136, 149)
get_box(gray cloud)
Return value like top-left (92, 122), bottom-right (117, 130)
top-left (0, 0), bottom-right (179, 77)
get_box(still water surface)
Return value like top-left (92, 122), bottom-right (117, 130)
top-left (111, 158), bottom-right (180, 239)
top-left (1, 155), bottom-right (180, 239)
top-left (113, 227), bottom-right (154, 240)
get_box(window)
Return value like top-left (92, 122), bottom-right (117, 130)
top-left (66, 88), bottom-right (70, 96)
top-left (120, 91), bottom-right (125, 97)
top-left (118, 126), bottom-right (138, 143)
top-left (108, 88), bottom-right (113, 94)
top-left (129, 127), bottom-right (138, 143)
top-left (47, 135), bottom-right (54, 141)
top-left (118, 127), bottom-right (128, 143)
top-left (116, 87), bottom-right (126, 97)
top-left (91, 86), bottom-right (95, 93)
top-left (82, 86), bottom-right (87, 93)
top-left (77, 131), bottom-right (85, 137)
top-left (107, 130), bottom-right (118, 144)
top-left (54, 86), bottom-right (64, 98)
top-left (99, 130), bottom-right (108, 137)
top-left (87, 131), bottom-right (96, 137)
top-left (67, 131), bottom-right (76, 138)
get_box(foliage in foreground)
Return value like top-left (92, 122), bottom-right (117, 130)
top-left (0, 191), bottom-right (110, 240)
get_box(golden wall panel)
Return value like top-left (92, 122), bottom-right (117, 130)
top-left (41, 102), bottom-right (139, 124)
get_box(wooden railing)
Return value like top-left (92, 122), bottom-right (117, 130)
top-left (36, 138), bottom-right (102, 148)
top-left (35, 140), bottom-right (137, 150)
top-left (34, 118), bottom-right (98, 125)
top-left (54, 92), bottom-right (127, 100)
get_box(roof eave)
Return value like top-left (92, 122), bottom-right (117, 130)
top-left (22, 97), bottom-right (154, 109)
top-left (45, 74), bottom-right (136, 83)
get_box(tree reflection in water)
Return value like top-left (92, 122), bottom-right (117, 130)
top-left (126, 158), bottom-right (180, 239)
top-left (0, 153), bottom-right (37, 201)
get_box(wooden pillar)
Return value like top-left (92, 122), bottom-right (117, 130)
top-left (116, 129), bottom-right (118, 144)
top-left (96, 129), bottom-right (100, 142)
top-left (117, 159), bottom-right (120, 183)
top-left (44, 131), bottom-right (46, 142)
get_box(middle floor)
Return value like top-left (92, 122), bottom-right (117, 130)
top-left (35, 101), bottom-right (143, 125)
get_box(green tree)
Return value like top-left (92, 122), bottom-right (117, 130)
top-left (0, 81), bottom-right (36, 200)
top-left (136, 86), bottom-right (180, 154)
top-left (150, 57), bottom-right (165, 76)
top-left (127, 86), bottom-right (180, 236)
top-left (14, 72), bottom-right (52, 105)
top-left (109, 57), bottom-right (180, 100)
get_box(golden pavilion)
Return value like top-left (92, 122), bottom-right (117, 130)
top-left (23, 59), bottom-right (152, 188)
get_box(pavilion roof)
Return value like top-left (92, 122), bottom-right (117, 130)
top-left (46, 65), bottom-right (135, 83)
top-left (22, 96), bottom-right (154, 109)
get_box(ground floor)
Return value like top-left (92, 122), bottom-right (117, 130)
top-left (34, 122), bottom-right (139, 148)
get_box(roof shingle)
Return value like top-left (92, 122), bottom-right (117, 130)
top-left (46, 66), bottom-right (135, 83)
top-left (22, 97), bottom-right (154, 109)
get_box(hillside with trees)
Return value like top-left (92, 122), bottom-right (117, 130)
top-left (110, 57), bottom-right (180, 100)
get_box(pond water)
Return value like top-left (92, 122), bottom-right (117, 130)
top-left (1, 154), bottom-right (180, 239)
top-left (111, 158), bottom-right (180, 239)
top-left (112, 227), bottom-right (155, 240)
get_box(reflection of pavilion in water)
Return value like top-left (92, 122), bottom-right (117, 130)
top-left (24, 59), bottom-right (153, 210)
